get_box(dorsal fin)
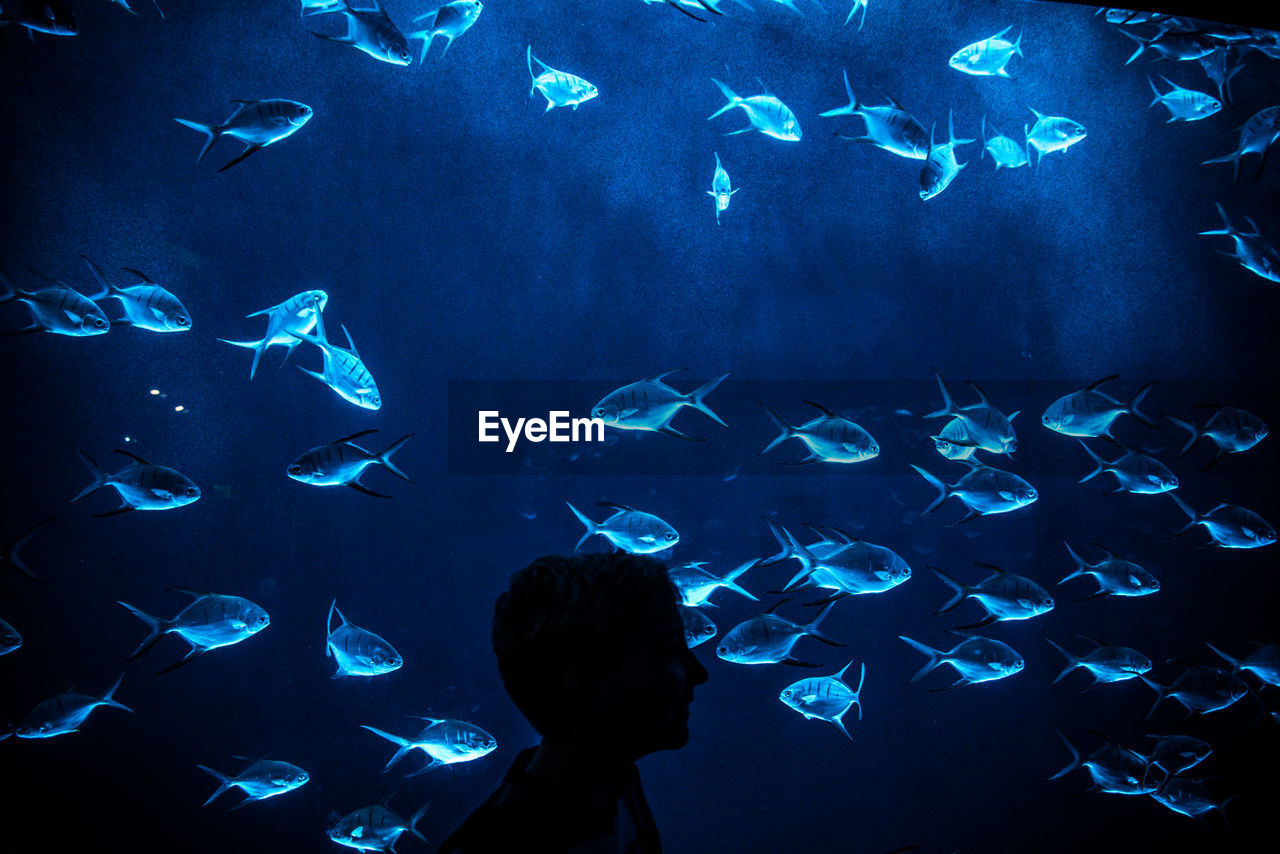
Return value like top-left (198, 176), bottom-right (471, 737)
top-left (166, 587), bottom-right (210, 599)
top-left (113, 449), bottom-right (152, 465)
top-left (333, 429), bottom-right (379, 445)
top-left (973, 561), bottom-right (1007, 574)
top-left (598, 501), bottom-right (639, 513)
top-left (802, 400), bottom-right (839, 418)
top-left (764, 598), bottom-right (792, 616)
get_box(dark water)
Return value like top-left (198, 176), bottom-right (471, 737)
top-left (3, 1), bottom-right (1279, 852)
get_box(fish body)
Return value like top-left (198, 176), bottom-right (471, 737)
top-left (407, 0), bottom-right (481, 62)
top-left (911, 460), bottom-right (1037, 522)
top-left (0, 617), bottom-right (19, 655)
top-left (1077, 441), bottom-right (1178, 494)
top-left (668, 560), bottom-right (757, 607)
top-left (288, 430), bottom-right (412, 497)
top-left (924, 368), bottom-right (1017, 455)
top-left (1102, 8), bottom-right (1171, 25)
top-left (920, 110), bottom-right (974, 200)
top-left (1197, 47), bottom-right (1244, 104)
top-left (1048, 636), bottom-right (1151, 685)
top-left (949, 25), bottom-right (1022, 78)
top-left (1199, 202), bottom-right (1280, 283)
top-left (73, 448), bottom-right (200, 514)
top-left (567, 501), bottom-right (678, 554)
top-left (1060, 542), bottom-right (1159, 598)
top-left (1050, 728), bottom-right (1156, 795)
top-left (592, 370), bottom-right (729, 439)
top-left (328, 799), bottom-right (433, 852)
top-left (362, 718), bottom-right (497, 773)
top-left (1166, 406), bottom-right (1267, 461)
top-left (780, 660), bottom-right (865, 739)
top-left (15, 675), bottom-right (131, 738)
top-left (1148, 734), bottom-right (1212, 775)
top-left (81, 256), bottom-right (190, 332)
top-left (1142, 666), bottom-right (1248, 717)
top-left (1151, 777), bottom-right (1225, 818)
top-left (680, 606), bottom-right (717, 648)
top-left (119, 590), bottom-right (269, 672)
top-left (327, 601), bottom-right (402, 678)
top-left (932, 564), bottom-right (1054, 627)
top-left (527, 46), bottom-right (597, 111)
top-left (707, 152), bottom-right (739, 225)
top-left (1201, 105), bottom-right (1280, 182)
top-left (761, 401), bottom-right (878, 464)
top-left (311, 0), bottom-right (411, 65)
top-left (765, 522), bottom-right (911, 597)
top-left (1168, 493), bottom-right (1275, 548)
top-left (1147, 75), bottom-right (1221, 122)
top-left (1041, 375), bottom-right (1154, 437)
top-left (980, 117), bottom-right (1029, 170)
top-left (899, 633), bottom-right (1024, 689)
top-left (198, 758), bottom-right (309, 808)
top-left (0, 0), bottom-right (78, 35)
top-left (716, 602), bottom-right (839, 666)
top-left (175, 99), bottom-right (312, 172)
top-left (1122, 28), bottom-right (1216, 64)
top-left (290, 309), bottom-right (381, 409)
top-left (708, 78), bottom-right (801, 141)
top-left (934, 416), bottom-right (977, 459)
top-left (1207, 642), bottom-right (1280, 687)
top-left (1025, 107), bottom-right (1086, 164)
top-left (220, 290), bottom-right (327, 380)
top-left (821, 69), bottom-right (929, 159)
top-left (0, 270), bottom-right (110, 336)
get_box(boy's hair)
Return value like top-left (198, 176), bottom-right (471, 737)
top-left (492, 553), bottom-right (678, 736)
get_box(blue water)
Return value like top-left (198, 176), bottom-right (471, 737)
top-left (3, 1), bottom-right (1279, 852)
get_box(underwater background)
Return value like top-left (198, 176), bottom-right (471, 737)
top-left (3, 0), bottom-right (1279, 852)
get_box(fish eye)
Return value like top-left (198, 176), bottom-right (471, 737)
top-left (288, 464), bottom-right (304, 475)
top-left (1044, 598), bottom-right (1054, 608)
top-left (186, 487), bottom-right (199, 497)
top-left (716, 646), bottom-right (727, 656)
top-left (177, 316), bottom-right (190, 327)
top-left (1014, 659), bottom-right (1024, 669)
top-left (665, 531), bottom-right (677, 541)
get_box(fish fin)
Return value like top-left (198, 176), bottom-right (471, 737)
top-left (720, 559), bottom-right (759, 601)
top-left (899, 636), bottom-right (943, 682)
top-left (3, 516), bottom-right (54, 582)
top-left (952, 508), bottom-right (982, 525)
top-left (1197, 449), bottom-right (1226, 472)
top-left (174, 117), bottom-right (219, 163)
top-left (565, 501), bottom-right (596, 552)
top-left (404, 757), bottom-right (444, 777)
top-left (1073, 590), bottom-right (1111, 603)
top-left (217, 143), bottom-right (264, 173)
top-left (407, 800), bottom-right (434, 844)
top-left (657, 424), bottom-right (704, 441)
top-left (295, 364), bottom-right (327, 385)
top-left (923, 367), bottom-right (955, 419)
top-left (79, 254), bottom-right (115, 300)
top-left (1126, 382), bottom-right (1157, 427)
top-left (687, 372), bottom-right (730, 427)
top-left (226, 795), bottom-right (260, 812)
top-left (1049, 724), bottom-right (1081, 781)
top-left (955, 615), bottom-right (997, 630)
top-left (156, 646), bottom-right (202, 675)
top-left (93, 504), bottom-right (136, 518)
top-left (376, 434), bottom-right (415, 482)
top-left (1046, 638), bottom-right (1078, 684)
top-left (909, 465), bottom-right (949, 514)
top-left (1205, 642), bottom-right (1239, 669)
top-left (361, 725), bottom-right (414, 770)
top-left (114, 448), bottom-right (152, 465)
top-left (781, 658), bottom-right (822, 668)
top-left (707, 78), bottom-right (741, 120)
top-left (347, 480), bottom-right (392, 498)
top-left (197, 764), bottom-right (233, 806)
top-left (1076, 440), bottom-right (1106, 482)
top-left (1161, 415), bottom-right (1199, 456)
top-left (119, 267), bottom-right (155, 285)
top-left (218, 337), bottom-right (269, 381)
top-left (118, 601), bottom-right (169, 660)
top-left (929, 566), bottom-right (968, 614)
top-left (71, 448), bottom-right (110, 503)
top-left (760, 403), bottom-right (795, 454)
top-left (664, 0), bottom-right (706, 21)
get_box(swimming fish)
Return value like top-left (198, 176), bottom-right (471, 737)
top-left (328, 796), bottom-right (433, 852)
top-left (1206, 642), bottom-right (1280, 687)
top-left (1151, 776), bottom-right (1231, 819)
top-left (899, 631), bottom-right (1024, 690)
top-left (1198, 202), bottom-right (1280, 283)
top-left (1146, 734), bottom-right (1212, 775)
top-left (1077, 441), bottom-right (1178, 494)
top-left (707, 152), bottom-right (739, 225)
top-left (288, 430), bottom-right (413, 498)
top-left (780, 660), bottom-right (865, 739)
top-left (822, 69), bottom-right (929, 160)
top-left (1196, 46), bottom-right (1244, 105)
top-left (761, 400), bottom-right (879, 464)
top-left (707, 78), bottom-right (801, 141)
top-left (175, 99), bottom-right (313, 172)
top-left (1200, 104), bottom-right (1280, 183)
top-left (1164, 406), bottom-right (1267, 468)
top-left (300, 0), bottom-right (345, 14)
top-left (980, 116), bottom-right (1029, 170)
top-left (14, 674), bottom-right (131, 738)
top-left (844, 0), bottom-right (867, 30)
top-left (680, 606), bottom-right (718, 648)
top-left (1141, 666), bottom-right (1248, 718)
top-left (1147, 75), bottom-right (1221, 122)
top-left (668, 560), bottom-right (757, 607)
top-left (197, 757), bottom-right (309, 808)
top-left (933, 416), bottom-right (976, 460)
top-left (81, 255), bottom-right (191, 333)
top-left (1060, 542), bottom-right (1160, 599)
top-left (716, 600), bottom-right (841, 667)
top-left (1025, 107), bottom-right (1086, 165)
top-left (568, 501), bottom-right (678, 554)
top-left (765, 522), bottom-right (912, 599)
top-left (1041, 375), bottom-right (1155, 437)
top-left (361, 717), bottom-right (497, 774)
top-left (931, 563), bottom-right (1054, 628)
top-left (1121, 28), bottom-right (1215, 65)
top-left (2, 517), bottom-right (54, 581)
top-left (0, 269), bottom-right (110, 336)
top-left (406, 0), bottom-right (481, 62)
top-left (924, 368), bottom-right (1018, 456)
top-left (0, 617), bottom-right (21, 655)
top-left (1049, 727), bottom-right (1157, 795)
top-left (1168, 493), bottom-right (1276, 548)
top-left (948, 25), bottom-right (1023, 78)
top-left (118, 589), bottom-right (270, 673)
top-left (220, 290), bottom-right (327, 380)
top-left (289, 309), bottom-right (381, 410)
top-left (0, 0), bottom-right (77, 37)
top-left (72, 448), bottom-right (200, 516)
top-left (592, 370), bottom-right (729, 439)
top-left (527, 46), bottom-right (597, 111)
top-left (911, 460), bottom-right (1037, 523)
top-left (327, 600), bottom-right (403, 678)
top-left (310, 0), bottom-right (411, 65)
top-left (920, 110), bottom-right (974, 200)
top-left (1047, 636), bottom-right (1151, 686)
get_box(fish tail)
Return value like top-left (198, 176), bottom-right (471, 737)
top-left (1059, 541), bottom-right (1087, 584)
top-left (899, 635), bottom-right (943, 683)
top-left (79, 254), bottom-right (115, 300)
top-left (174, 117), bottom-right (219, 163)
top-left (1048, 724), bottom-right (1081, 781)
top-left (1139, 674), bottom-right (1168, 719)
top-left (118, 601), bottom-right (170, 660)
top-left (929, 566), bottom-right (968, 614)
top-left (217, 337), bottom-right (269, 380)
top-left (909, 465), bottom-right (949, 515)
top-left (707, 78), bottom-right (740, 120)
top-left (99, 673), bottom-right (133, 713)
top-left (1119, 28), bottom-right (1146, 65)
top-left (360, 725), bottom-right (414, 771)
top-left (196, 764), bottom-right (233, 806)
top-left (377, 434), bottom-right (415, 482)
top-left (1076, 440), bottom-right (1105, 483)
top-left (565, 501), bottom-right (597, 552)
top-left (923, 367), bottom-right (956, 419)
top-left (1163, 415), bottom-right (1199, 456)
top-left (526, 44), bottom-right (534, 90)
top-left (407, 799), bottom-right (434, 844)
top-left (71, 447), bottom-right (111, 503)
top-left (818, 68), bottom-right (859, 118)
top-left (720, 559), bottom-right (759, 601)
top-left (1166, 493), bottom-right (1199, 536)
top-left (980, 115), bottom-right (988, 160)
top-left (687, 372), bottom-right (729, 427)
top-left (759, 518), bottom-right (795, 566)
top-left (1046, 639), bottom-right (1079, 684)
top-left (804, 600), bottom-right (841, 645)
top-left (1125, 382), bottom-right (1156, 427)
top-left (1147, 75), bottom-right (1163, 107)
top-left (1205, 642), bottom-right (1239, 670)
top-left (760, 403), bottom-right (795, 454)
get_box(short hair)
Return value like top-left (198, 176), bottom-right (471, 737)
top-left (493, 553), bottom-right (679, 736)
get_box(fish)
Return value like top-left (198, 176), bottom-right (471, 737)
top-left (933, 416), bottom-right (976, 460)
top-left (1141, 666), bottom-right (1248, 718)
top-left (1206, 642), bottom-right (1280, 687)
top-left (844, 0), bottom-right (867, 30)
top-left (310, 0), bottom-right (411, 65)
top-left (931, 563), bottom-right (1054, 628)
top-left (1, 517), bottom-right (54, 581)
top-left (1041, 375), bottom-right (1155, 437)
top-left (1049, 727), bottom-right (1157, 795)
top-left (716, 600), bottom-right (842, 667)
top-left (14, 674), bottom-right (131, 738)
top-left (567, 501), bottom-right (679, 554)
top-left (328, 796), bottom-right (433, 852)
top-left (1198, 202), bottom-right (1280, 283)
top-left (1101, 8), bottom-right (1174, 25)
top-left (1077, 441), bottom-right (1178, 494)
top-left (638, 0), bottom-right (725, 23)
top-left (780, 660), bottom-right (865, 739)
top-left (919, 110), bottom-right (974, 200)
top-left (0, 269), bottom-right (110, 336)
top-left (1151, 776), bottom-right (1231, 819)
top-left (680, 606), bottom-right (717, 648)
top-left (1024, 107), bottom-right (1086, 165)
top-left (405, 0), bottom-right (481, 62)
top-left (219, 289), bottom-right (328, 380)
top-left (0, 617), bottom-right (21, 655)
top-left (761, 400), bottom-right (879, 464)
top-left (527, 46), bottom-right (597, 111)
top-left (707, 78), bottom-right (801, 142)
top-left (72, 448), bottom-right (200, 516)
top-left (300, 0), bottom-right (345, 13)
top-left (1060, 542), bottom-right (1160, 599)
top-left (765, 522), bottom-right (912, 599)
top-left (948, 25), bottom-right (1023, 78)
top-left (1164, 406), bottom-right (1267, 468)
top-left (327, 600), bottom-right (403, 678)
top-left (289, 309), bottom-right (381, 410)
top-left (174, 99), bottom-right (313, 172)
top-left (1200, 105), bottom-right (1280, 183)
top-left (910, 460), bottom-right (1037, 523)
top-left (1121, 28), bottom-right (1216, 65)
top-left (1147, 75), bottom-right (1221, 122)
top-left (980, 116), bottom-right (1029, 170)
top-left (1046, 636), bottom-right (1151, 686)
top-left (668, 560), bottom-right (757, 607)
top-left (288, 430), bottom-right (413, 498)
top-left (821, 69), bottom-right (929, 160)
top-left (899, 632), bottom-right (1023, 690)
top-left (1167, 493), bottom-right (1276, 548)
top-left (707, 152), bottom-right (739, 225)
top-left (0, 0), bottom-right (78, 37)
top-left (361, 717), bottom-right (497, 774)
top-left (80, 255), bottom-right (191, 333)
top-left (924, 368), bottom-right (1018, 456)
top-left (591, 370), bottom-right (729, 440)
top-left (1196, 46), bottom-right (1244, 105)
top-left (197, 758), bottom-right (309, 808)
top-left (1146, 734), bottom-right (1212, 775)
top-left (118, 588), bottom-right (270, 673)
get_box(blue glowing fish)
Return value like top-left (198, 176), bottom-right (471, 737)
top-left (1077, 441), bottom-right (1178, 494)
top-left (174, 99), bottom-right (313, 172)
top-left (761, 400), bottom-right (879, 464)
top-left (1060, 542), bottom-right (1159, 599)
top-left (1147, 734), bottom-right (1213, 776)
top-left (1050, 727), bottom-right (1156, 795)
top-left (362, 717), bottom-right (497, 775)
top-left (716, 600), bottom-right (841, 667)
top-left (707, 152), bottom-right (739, 225)
top-left (1199, 202), bottom-right (1280, 283)
top-left (0, 269), bottom-right (110, 336)
top-left (1047, 636), bottom-right (1151, 686)
top-left (980, 117), bottom-right (1029, 170)
top-left (949, 25), bottom-right (1022, 78)
top-left (288, 430), bottom-right (413, 498)
top-left (290, 309), bottom-right (382, 410)
top-left (220, 290), bottom-right (328, 380)
top-left (822, 69), bottom-right (929, 160)
top-left (1165, 406), bottom-right (1267, 467)
top-left (708, 78), bottom-right (800, 141)
top-left (925, 368), bottom-right (1018, 456)
top-left (765, 522), bottom-right (912, 600)
top-left (1141, 666), bottom-right (1248, 718)
top-left (911, 460), bottom-right (1037, 523)
top-left (1025, 107), bottom-right (1086, 164)
top-left (568, 501), bottom-right (679, 554)
top-left (197, 757), bottom-right (309, 809)
top-left (1168, 493), bottom-right (1275, 548)
top-left (592, 370), bottom-right (729, 439)
top-left (680, 606), bottom-right (717, 648)
top-left (668, 560), bottom-right (757, 607)
top-left (73, 448), bottom-right (200, 516)
top-left (932, 563), bottom-right (1054, 628)
top-left (1201, 105), bottom-right (1280, 183)
top-left (934, 416), bottom-right (976, 460)
top-left (1147, 75), bottom-right (1221, 122)
top-left (119, 589), bottom-right (270, 673)
top-left (328, 601), bottom-right (402, 678)
top-left (81, 255), bottom-right (190, 333)
top-left (1207, 642), bottom-right (1280, 687)
top-left (780, 660), bottom-right (865, 739)
top-left (406, 0), bottom-right (481, 62)
top-left (328, 796), bottom-right (433, 852)
top-left (920, 110), bottom-right (974, 200)
top-left (1041, 375), bottom-right (1155, 437)
top-left (900, 632), bottom-right (1023, 689)
top-left (15, 674), bottom-right (131, 738)
top-left (0, 618), bottom-right (21, 656)
top-left (1121, 28), bottom-right (1216, 65)
top-left (1151, 776), bottom-right (1230, 819)
top-left (0, 0), bottom-right (78, 36)
top-left (527, 46), bottom-right (597, 111)
top-left (310, 0), bottom-right (411, 65)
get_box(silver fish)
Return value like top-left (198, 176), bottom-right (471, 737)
top-left (932, 563), bottom-right (1054, 628)
top-left (1147, 75), bottom-right (1221, 122)
top-left (924, 368), bottom-right (1018, 456)
top-left (1047, 636), bottom-right (1151, 686)
top-left (716, 600), bottom-right (841, 667)
top-left (1200, 105), bottom-right (1280, 183)
top-left (765, 522), bottom-right (912, 599)
top-left (899, 632), bottom-right (1023, 689)
top-left (780, 660), bottom-right (865, 739)
top-left (361, 717), bottom-right (497, 774)
top-left (680, 605), bottom-right (717, 648)
top-left (1121, 28), bottom-right (1216, 65)
top-left (1050, 727), bottom-right (1156, 795)
top-left (920, 110), bottom-right (974, 201)
top-left (290, 309), bottom-right (381, 410)
top-left (707, 152), bottom-right (739, 225)
top-left (949, 25), bottom-right (1023, 78)
top-left (1077, 441), bottom-right (1178, 494)
top-left (197, 757), bottom-right (309, 808)
top-left (1165, 406), bottom-right (1267, 466)
top-left (668, 560), bottom-right (757, 607)
top-left (81, 255), bottom-right (190, 333)
top-left (1151, 776), bottom-right (1229, 818)
top-left (288, 430), bottom-right (413, 498)
top-left (406, 0), bottom-right (481, 62)
top-left (1147, 734), bottom-right (1212, 775)
top-left (567, 501), bottom-right (678, 554)
top-left (1168, 493), bottom-right (1276, 548)
top-left (1141, 666), bottom-right (1248, 717)
top-left (310, 0), bottom-right (411, 65)
top-left (174, 99), bottom-right (313, 172)
top-left (72, 448), bottom-right (200, 516)
top-left (327, 600), bottom-right (403, 678)
top-left (220, 289), bottom-right (328, 380)
top-left (592, 370), bottom-right (729, 439)
top-left (0, 0), bottom-right (78, 36)
top-left (1025, 107), bottom-right (1086, 164)
top-left (15, 674), bottom-right (131, 738)
top-left (708, 78), bottom-right (801, 141)
top-left (1060, 542), bottom-right (1160, 599)
top-left (822, 69), bottom-right (928, 160)
top-left (911, 459), bottom-right (1037, 522)
top-left (0, 617), bottom-right (21, 656)
top-left (1041, 375), bottom-right (1155, 437)
top-left (1207, 642), bottom-right (1280, 687)
top-left (527, 46), bottom-right (597, 111)
top-left (761, 400), bottom-right (879, 464)
top-left (980, 116), bottom-right (1029, 170)
top-left (119, 588), bottom-right (270, 673)
top-left (0, 269), bottom-right (110, 336)
top-left (1199, 202), bottom-right (1280, 283)
top-left (328, 796), bottom-right (433, 852)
